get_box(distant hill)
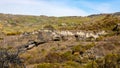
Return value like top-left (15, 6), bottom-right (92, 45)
top-left (113, 12), bottom-right (120, 15)
top-left (88, 12), bottom-right (120, 17)
top-left (0, 12), bottom-right (120, 35)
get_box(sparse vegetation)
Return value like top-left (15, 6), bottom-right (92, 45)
top-left (1, 12), bottom-right (120, 68)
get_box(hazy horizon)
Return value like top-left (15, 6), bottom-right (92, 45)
top-left (0, 0), bottom-right (120, 16)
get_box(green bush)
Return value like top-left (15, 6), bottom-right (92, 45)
top-left (65, 61), bottom-right (83, 68)
top-left (72, 44), bottom-right (85, 53)
top-left (34, 63), bottom-right (60, 68)
top-left (43, 24), bottom-right (55, 31)
top-left (34, 61), bottom-right (83, 68)
top-left (61, 51), bottom-right (73, 61)
top-left (85, 61), bottom-right (98, 68)
top-left (84, 43), bottom-right (95, 50)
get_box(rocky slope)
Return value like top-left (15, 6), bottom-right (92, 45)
top-left (0, 12), bottom-right (120, 68)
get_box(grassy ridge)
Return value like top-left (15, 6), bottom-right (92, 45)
top-left (0, 13), bottom-right (120, 35)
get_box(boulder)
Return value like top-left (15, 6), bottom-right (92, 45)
top-left (52, 35), bottom-right (61, 41)
top-left (112, 24), bottom-right (120, 31)
top-left (112, 24), bottom-right (120, 35)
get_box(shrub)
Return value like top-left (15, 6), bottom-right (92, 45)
top-left (34, 61), bottom-right (83, 68)
top-left (85, 61), bottom-right (98, 68)
top-left (61, 51), bottom-right (73, 61)
top-left (65, 61), bottom-right (83, 68)
top-left (72, 44), bottom-right (85, 53)
top-left (84, 43), bottom-right (95, 50)
top-left (34, 63), bottom-right (60, 68)
top-left (43, 52), bottom-right (62, 63)
top-left (43, 25), bottom-right (55, 31)
top-left (0, 37), bottom-right (3, 40)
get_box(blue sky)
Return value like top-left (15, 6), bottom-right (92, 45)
top-left (0, 0), bottom-right (120, 16)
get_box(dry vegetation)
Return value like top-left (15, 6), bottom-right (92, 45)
top-left (1, 12), bottom-right (120, 68)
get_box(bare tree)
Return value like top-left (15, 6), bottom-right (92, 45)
top-left (0, 48), bottom-right (25, 68)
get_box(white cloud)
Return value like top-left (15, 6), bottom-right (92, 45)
top-left (35, 1), bottom-right (88, 16)
top-left (1, 0), bottom-right (117, 16)
top-left (0, 0), bottom-right (37, 5)
top-left (0, 0), bottom-right (89, 16)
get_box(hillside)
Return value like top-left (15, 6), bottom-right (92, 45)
top-left (0, 12), bottom-right (120, 35)
top-left (0, 12), bottom-right (120, 68)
